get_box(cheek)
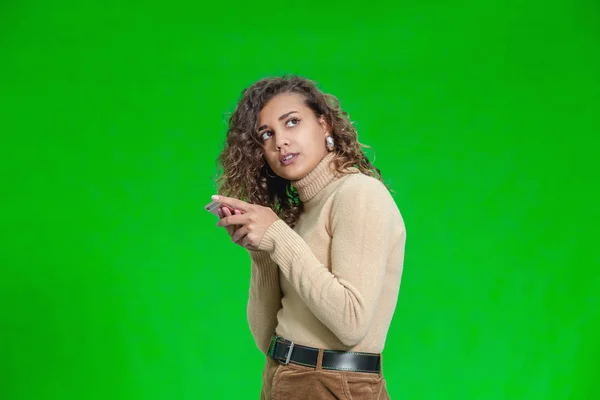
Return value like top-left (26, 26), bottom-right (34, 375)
top-left (264, 152), bottom-right (278, 168)
top-left (305, 132), bottom-right (324, 149)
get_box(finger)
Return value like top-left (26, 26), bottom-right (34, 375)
top-left (232, 226), bottom-right (250, 244)
top-left (218, 207), bottom-right (233, 236)
top-left (217, 213), bottom-right (249, 228)
top-left (221, 205), bottom-right (236, 215)
top-left (233, 209), bottom-right (242, 232)
top-left (222, 206), bottom-right (242, 219)
top-left (242, 235), bottom-right (256, 250)
top-left (212, 195), bottom-right (249, 213)
top-left (220, 206), bottom-right (240, 228)
top-left (220, 207), bottom-right (236, 236)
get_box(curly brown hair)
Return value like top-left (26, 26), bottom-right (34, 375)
top-left (214, 75), bottom-right (390, 228)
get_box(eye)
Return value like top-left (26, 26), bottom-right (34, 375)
top-left (260, 131), bottom-right (272, 141)
top-left (286, 118), bottom-right (300, 128)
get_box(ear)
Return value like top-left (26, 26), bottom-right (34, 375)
top-left (318, 115), bottom-right (331, 135)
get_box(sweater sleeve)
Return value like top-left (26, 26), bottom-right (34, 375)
top-left (257, 176), bottom-right (405, 346)
top-left (246, 249), bottom-right (282, 354)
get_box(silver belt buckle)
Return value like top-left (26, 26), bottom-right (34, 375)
top-left (280, 341), bottom-right (295, 365)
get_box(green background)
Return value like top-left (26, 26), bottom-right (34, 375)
top-left (1, 0), bottom-right (598, 398)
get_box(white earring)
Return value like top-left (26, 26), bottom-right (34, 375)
top-left (326, 135), bottom-right (335, 151)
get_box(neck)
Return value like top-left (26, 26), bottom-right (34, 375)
top-left (291, 152), bottom-right (338, 202)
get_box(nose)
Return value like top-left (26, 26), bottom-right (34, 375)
top-left (275, 131), bottom-right (290, 150)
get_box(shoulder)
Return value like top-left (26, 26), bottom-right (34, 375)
top-left (329, 170), bottom-right (405, 234)
top-left (334, 171), bottom-right (394, 204)
top-left (330, 170), bottom-right (400, 216)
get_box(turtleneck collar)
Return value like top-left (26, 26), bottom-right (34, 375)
top-left (291, 152), bottom-right (341, 203)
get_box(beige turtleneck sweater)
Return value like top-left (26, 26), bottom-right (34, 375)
top-left (247, 152), bottom-right (406, 354)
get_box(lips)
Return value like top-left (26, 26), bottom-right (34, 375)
top-left (280, 153), bottom-right (298, 165)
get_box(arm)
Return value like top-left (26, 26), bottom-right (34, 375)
top-left (246, 249), bottom-right (282, 354)
top-left (257, 176), bottom-right (405, 346)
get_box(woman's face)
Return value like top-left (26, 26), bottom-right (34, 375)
top-left (257, 92), bottom-right (329, 181)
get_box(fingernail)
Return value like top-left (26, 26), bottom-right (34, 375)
top-left (212, 195), bottom-right (219, 201)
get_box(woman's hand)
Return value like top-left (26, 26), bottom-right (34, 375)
top-left (217, 206), bottom-right (242, 238)
top-left (214, 195), bottom-right (280, 251)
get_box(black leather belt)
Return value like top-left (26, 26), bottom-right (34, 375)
top-left (267, 335), bottom-right (381, 374)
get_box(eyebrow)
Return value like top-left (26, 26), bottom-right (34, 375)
top-left (258, 111), bottom-right (299, 132)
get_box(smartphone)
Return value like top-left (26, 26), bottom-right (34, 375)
top-left (205, 201), bottom-right (241, 217)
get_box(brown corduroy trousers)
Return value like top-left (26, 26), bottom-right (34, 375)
top-left (260, 349), bottom-right (390, 399)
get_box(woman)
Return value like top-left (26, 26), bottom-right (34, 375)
top-left (213, 75), bottom-right (406, 399)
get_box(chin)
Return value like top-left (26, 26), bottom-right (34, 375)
top-left (275, 167), bottom-right (306, 181)
top-left (277, 171), bottom-right (301, 181)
